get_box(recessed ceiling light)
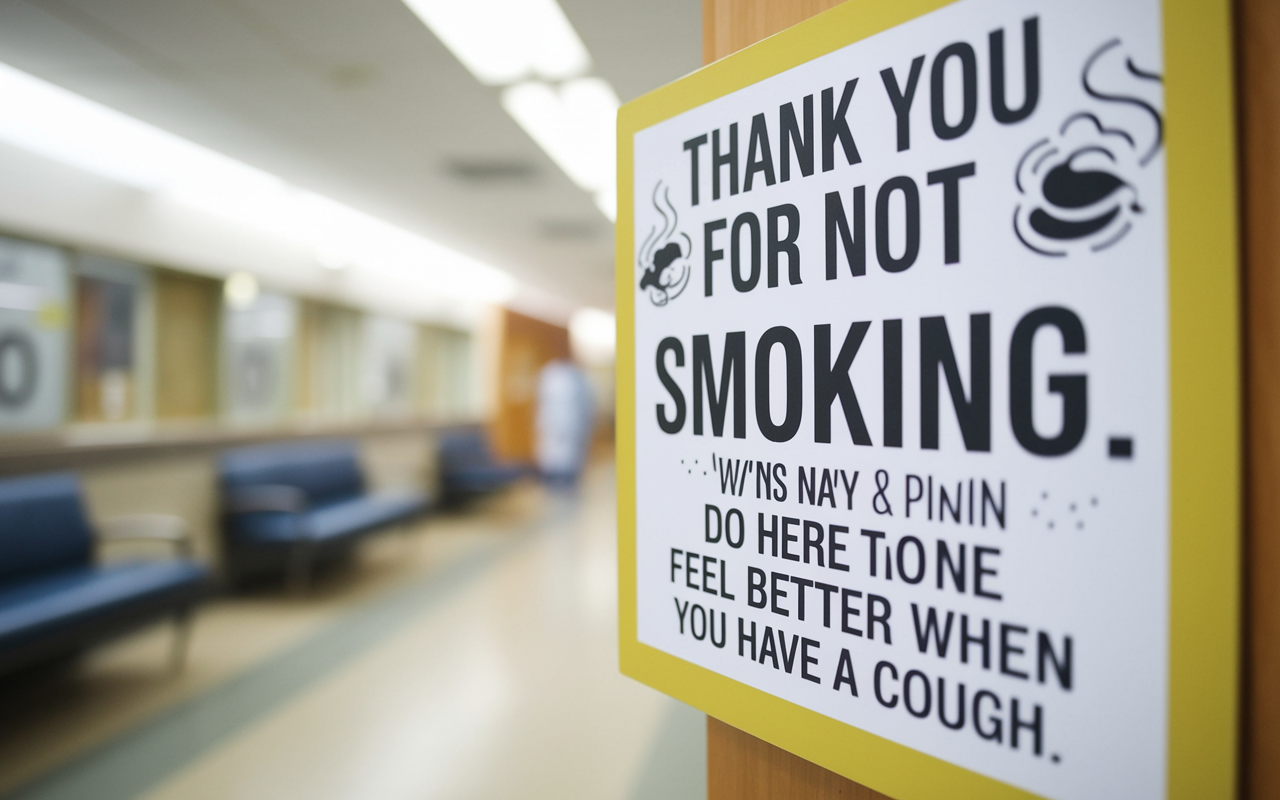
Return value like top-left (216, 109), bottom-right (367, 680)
top-left (540, 218), bottom-right (603, 241)
top-left (445, 157), bottom-right (539, 183)
top-left (224, 271), bottom-right (260, 308)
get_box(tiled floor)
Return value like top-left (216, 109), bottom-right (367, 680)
top-left (0, 464), bottom-right (703, 800)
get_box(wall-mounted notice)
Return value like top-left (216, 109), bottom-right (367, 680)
top-left (224, 293), bottom-right (296, 423)
top-left (616, 1), bottom-right (1239, 799)
top-left (0, 236), bottom-right (68, 431)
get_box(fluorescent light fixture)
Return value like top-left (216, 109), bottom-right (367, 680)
top-left (502, 78), bottom-right (617, 219)
top-left (224, 271), bottom-right (260, 309)
top-left (401, 0), bottom-right (618, 222)
top-left (401, 0), bottom-right (590, 85)
top-left (0, 61), bottom-right (520, 307)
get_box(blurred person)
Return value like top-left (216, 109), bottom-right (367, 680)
top-left (535, 359), bottom-right (594, 486)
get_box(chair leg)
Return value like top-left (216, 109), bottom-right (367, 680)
top-left (169, 609), bottom-right (193, 674)
top-left (288, 540), bottom-right (314, 594)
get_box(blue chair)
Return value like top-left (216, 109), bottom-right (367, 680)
top-left (437, 429), bottom-right (525, 503)
top-left (220, 440), bottom-right (432, 589)
top-left (0, 473), bottom-right (212, 677)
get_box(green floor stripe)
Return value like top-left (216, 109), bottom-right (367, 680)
top-left (629, 701), bottom-right (706, 800)
top-left (3, 534), bottom-right (526, 800)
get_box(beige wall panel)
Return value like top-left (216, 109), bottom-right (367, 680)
top-left (80, 455), bottom-right (220, 568)
top-left (72, 428), bottom-right (443, 576)
top-left (312, 304), bottom-right (363, 420)
top-left (154, 270), bottom-right (219, 420)
top-left (415, 324), bottom-right (476, 421)
top-left (358, 430), bottom-right (437, 497)
top-left (292, 299), bottom-right (319, 414)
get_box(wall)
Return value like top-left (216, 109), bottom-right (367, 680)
top-left (416, 324), bottom-right (477, 420)
top-left (0, 224), bottom-right (486, 580)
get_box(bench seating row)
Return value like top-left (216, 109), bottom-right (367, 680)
top-left (0, 473), bottom-right (211, 677)
top-left (0, 430), bottom-right (520, 678)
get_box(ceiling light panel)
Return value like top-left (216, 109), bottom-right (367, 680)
top-left (501, 78), bottom-right (617, 193)
top-left (401, 0), bottom-right (590, 85)
top-left (0, 62), bottom-right (278, 199)
top-left (0, 60), bottom-right (520, 307)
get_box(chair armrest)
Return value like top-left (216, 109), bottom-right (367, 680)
top-left (98, 514), bottom-right (194, 558)
top-left (223, 484), bottom-right (308, 515)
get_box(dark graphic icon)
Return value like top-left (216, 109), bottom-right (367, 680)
top-left (1015, 39), bottom-right (1163, 257)
top-left (640, 243), bottom-right (682, 291)
top-left (637, 182), bottom-right (692, 306)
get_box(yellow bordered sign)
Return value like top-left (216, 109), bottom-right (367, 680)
top-left (616, 1), bottom-right (1238, 798)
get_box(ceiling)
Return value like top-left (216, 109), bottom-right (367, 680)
top-left (0, 0), bottom-right (702, 311)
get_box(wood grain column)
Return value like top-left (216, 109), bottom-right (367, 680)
top-left (1241, 0), bottom-right (1280, 797)
top-left (701, 1), bottom-right (1274, 798)
top-left (702, 3), bottom-right (889, 797)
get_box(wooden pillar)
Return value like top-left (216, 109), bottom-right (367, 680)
top-left (702, 0), bottom-right (845, 65)
top-left (1241, 0), bottom-right (1280, 798)
top-left (701, 0), bottom-right (1274, 798)
top-left (701, 2), bottom-right (887, 797)
top-left (708, 716), bottom-right (889, 800)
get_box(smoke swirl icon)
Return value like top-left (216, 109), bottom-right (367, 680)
top-left (1014, 39), bottom-right (1163, 257)
top-left (637, 182), bottom-right (692, 307)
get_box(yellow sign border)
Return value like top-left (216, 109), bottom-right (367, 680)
top-left (615, 1), bottom-right (1240, 797)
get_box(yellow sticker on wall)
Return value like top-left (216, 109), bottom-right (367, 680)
top-left (37, 301), bottom-right (65, 329)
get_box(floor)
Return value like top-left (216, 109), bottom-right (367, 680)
top-left (0, 464), bottom-right (704, 800)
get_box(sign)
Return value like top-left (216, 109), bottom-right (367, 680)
top-left (0, 236), bottom-right (68, 431)
top-left (75, 254), bottom-right (150, 422)
top-left (362, 315), bottom-right (416, 417)
top-left (224, 292), bottom-right (295, 422)
top-left (615, 1), bottom-right (1238, 799)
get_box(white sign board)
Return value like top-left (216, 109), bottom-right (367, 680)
top-left (0, 236), bottom-right (68, 431)
top-left (617, 1), bottom-right (1238, 798)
